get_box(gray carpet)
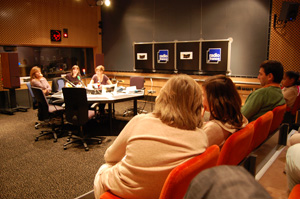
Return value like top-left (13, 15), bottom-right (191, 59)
top-left (0, 100), bottom-right (154, 199)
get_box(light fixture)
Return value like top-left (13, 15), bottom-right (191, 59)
top-left (96, 0), bottom-right (111, 6)
top-left (86, 0), bottom-right (111, 7)
top-left (104, 0), bottom-right (110, 6)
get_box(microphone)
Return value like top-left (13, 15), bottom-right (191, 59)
top-left (150, 78), bottom-right (153, 91)
top-left (63, 77), bottom-right (76, 87)
top-left (77, 76), bottom-right (86, 87)
top-left (92, 85), bottom-right (101, 94)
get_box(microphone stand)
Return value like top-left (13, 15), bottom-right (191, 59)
top-left (77, 76), bottom-right (86, 88)
top-left (92, 85), bottom-right (101, 94)
top-left (63, 77), bottom-right (76, 87)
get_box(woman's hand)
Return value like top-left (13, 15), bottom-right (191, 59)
top-left (43, 89), bottom-right (49, 96)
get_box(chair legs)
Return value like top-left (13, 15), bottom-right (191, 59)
top-left (35, 129), bottom-right (58, 142)
top-left (35, 114), bottom-right (64, 143)
top-left (63, 127), bottom-right (102, 151)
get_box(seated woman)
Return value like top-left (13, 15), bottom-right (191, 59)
top-left (281, 71), bottom-right (299, 109)
top-left (89, 65), bottom-right (112, 114)
top-left (202, 75), bottom-right (248, 147)
top-left (286, 143), bottom-right (300, 193)
top-left (30, 66), bottom-right (52, 96)
top-left (94, 74), bottom-right (207, 199)
top-left (65, 65), bottom-right (82, 87)
top-left (89, 65), bottom-right (112, 86)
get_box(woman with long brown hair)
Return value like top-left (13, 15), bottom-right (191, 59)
top-left (202, 75), bottom-right (248, 147)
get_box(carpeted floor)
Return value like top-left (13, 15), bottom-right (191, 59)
top-left (0, 100), bottom-right (154, 199)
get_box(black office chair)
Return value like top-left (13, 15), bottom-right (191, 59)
top-left (123, 76), bottom-right (146, 117)
top-left (62, 87), bottom-right (102, 151)
top-left (130, 76), bottom-right (145, 89)
top-left (31, 87), bottom-right (64, 142)
top-left (52, 77), bottom-right (65, 93)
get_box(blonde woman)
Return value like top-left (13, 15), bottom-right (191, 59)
top-left (94, 74), bottom-right (208, 199)
top-left (89, 65), bottom-right (112, 85)
top-left (30, 66), bottom-right (51, 96)
top-left (65, 65), bottom-right (82, 86)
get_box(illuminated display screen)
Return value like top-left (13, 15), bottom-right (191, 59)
top-left (50, 30), bottom-right (61, 42)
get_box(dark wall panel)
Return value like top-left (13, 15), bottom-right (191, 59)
top-left (134, 44), bottom-right (153, 71)
top-left (176, 42), bottom-right (200, 72)
top-left (102, 0), bottom-right (271, 76)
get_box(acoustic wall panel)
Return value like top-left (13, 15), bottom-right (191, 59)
top-left (201, 40), bottom-right (230, 74)
top-left (176, 42), bottom-right (200, 72)
top-left (134, 43), bottom-right (153, 71)
top-left (134, 39), bottom-right (231, 74)
top-left (154, 43), bottom-right (175, 71)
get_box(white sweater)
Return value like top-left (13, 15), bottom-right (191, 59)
top-left (95, 113), bottom-right (208, 199)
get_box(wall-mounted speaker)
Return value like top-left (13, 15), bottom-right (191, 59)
top-left (279, 1), bottom-right (299, 22)
top-left (0, 53), bottom-right (20, 89)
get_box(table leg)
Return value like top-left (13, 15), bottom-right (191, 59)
top-left (133, 99), bottom-right (137, 115)
top-left (108, 103), bottom-right (112, 135)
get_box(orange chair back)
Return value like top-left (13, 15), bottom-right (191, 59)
top-left (269, 104), bottom-right (286, 135)
top-left (217, 123), bottom-right (254, 166)
top-left (100, 191), bottom-right (122, 199)
top-left (289, 184), bottom-right (300, 199)
top-left (291, 95), bottom-right (300, 116)
top-left (158, 145), bottom-right (220, 199)
top-left (248, 111), bottom-right (273, 153)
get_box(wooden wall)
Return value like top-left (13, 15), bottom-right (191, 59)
top-left (104, 71), bottom-right (261, 104)
top-left (0, 0), bottom-right (101, 49)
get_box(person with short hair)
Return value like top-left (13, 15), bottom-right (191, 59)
top-left (241, 60), bottom-right (285, 122)
top-left (65, 65), bottom-right (82, 86)
top-left (282, 71), bottom-right (299, 109)
top-left (94, 74), bottom-right (208, 199)
top-left (89, 65), bottom-right (112, 85)
top-left (30, 66), bottom-right (51, 96)
top-left (202, 75), bottom-right (248, 147)
top-left (184, 165), bottom-right (272, 199)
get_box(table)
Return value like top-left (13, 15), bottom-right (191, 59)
top-left (51, 90), bottom-right (144, 135)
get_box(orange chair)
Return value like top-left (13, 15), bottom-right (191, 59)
top-left (285, 94), bottom-right (300, 125)
top-left (158, 145), bottom-right (220, 199)
top-left (288, 94), bottom-right (300, 116)
top-left (99, 145), bottom-right (220, 199)
top-left (100, 191), bottom-right (122, 199)
top-left (289, 184), bottom-right (300, 199)
top-left (269, 104), bottom-right (287, 135)
top-left (217, 123), bottom-right (254, 166)
top-left (248, 111), bottom-right (273, 153)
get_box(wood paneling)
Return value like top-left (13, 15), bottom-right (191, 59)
top-left (0, 0), bottom-right (100, 48)
top-left (105, 71), bottom-right (260, 104)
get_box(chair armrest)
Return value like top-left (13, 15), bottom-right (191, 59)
top-left (91, 103), bottom-right (99, 109)
top-left (51, 99), bottom-right (64, 105)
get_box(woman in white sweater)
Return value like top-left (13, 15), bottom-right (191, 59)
top-left (202, 75), bottom-right (248, 147)
top-left (94, 74), bottom-right (208, 199)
